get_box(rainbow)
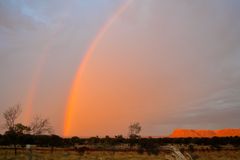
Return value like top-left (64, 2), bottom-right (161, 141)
top-left (24, 52), bottom-right (48, 124)
top-left (24, 11), bottom-right (70, 124)
top-left (63, 0), bottom-right (133, 137)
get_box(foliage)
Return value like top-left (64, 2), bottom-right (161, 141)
top-left (1, 105), bottom-right (53, 155)
top-left (2, 104), bottom-right (21, 130)
top-left (138, 138), bottom-right (160, 155)
top-left (15, 123), bottom-right (31, 134)
top-left (188, 144), bottom-right (195, 152)
top-left (30, 116), bottom-right (52, 135)
top-left (128, 122), bottom-right (141, 138)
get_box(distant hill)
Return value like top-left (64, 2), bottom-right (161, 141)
top-left (169, 128), bottom-right (240, 138)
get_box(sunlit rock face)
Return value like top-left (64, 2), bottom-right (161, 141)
top-left (170, 129), bottom-right (240, 138)
top-left (215, 129), bottom-right (240, 137)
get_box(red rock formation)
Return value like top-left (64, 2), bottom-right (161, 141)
top-left (169, 128), bottom-right (240, 138)
top-left (215, 129), bottom-right (240, 137)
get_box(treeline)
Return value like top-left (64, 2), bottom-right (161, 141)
top-left (0, 134), bottom-right (239, 148)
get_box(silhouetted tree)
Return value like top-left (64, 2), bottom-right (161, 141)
top-left (88, 136), bottom-right (100, 145)
top-left (114, 135), bottom-right (125, 144)
top-left (1, 104), bottom-right (55, 155)
top-left (50, 134), bottom-right (63, 153)
top-left (15, 123), bottom-right (31, 134)
top-left (70, 136), bottom-right (84, 145)
top-left (2, 104), bottom-right (21, 131)
top-left (2, 104), bottom-right (22, 155)
top-left (128, 122), bottom-right (141, 148)
top-left (138, 138), bottom-right (160, 155)
top-left (104, 135), bottom-right (117, 146)
top-left (128, 122), bottom-right (141, 138)
top-left (30, 116), bottom-right (52, 135)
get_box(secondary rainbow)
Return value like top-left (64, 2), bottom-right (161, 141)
top-left (24, 11), bottom-right (70, 124)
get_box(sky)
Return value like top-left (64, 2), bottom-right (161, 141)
top-left (0, 0), bottom-right (240, 137)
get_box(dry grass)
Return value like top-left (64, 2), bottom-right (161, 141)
top-left (0, 150), bottom-right (165, 160)
top-left (0, 149), bottom-right (240, 160)
top-left (192, 150), bottom-right (240, 160)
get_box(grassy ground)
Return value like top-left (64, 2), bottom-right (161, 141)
top-left (0, 149), bottom-right (240, 160)
top-left (191, 150), bottom-right (240, 160)
top-left (0, 150), bottom-right (165, 160)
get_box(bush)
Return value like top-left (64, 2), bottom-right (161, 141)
top-left (188, 144), bottom-right (195, 152)
top-left (138, 138), bottom-right (160, 155)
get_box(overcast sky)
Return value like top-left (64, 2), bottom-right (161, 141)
top-left (0, 0), bottom-right (240, 137)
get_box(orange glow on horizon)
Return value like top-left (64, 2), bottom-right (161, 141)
top-left (63, 0), bottom-right (133, 137)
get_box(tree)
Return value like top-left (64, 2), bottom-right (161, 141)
top-left (128, 122), bottom-right (141, 138)
top-left (2, 104), bottom-right (22, 155)
top-left (128, 122), bottom-right (142, 148)
top-left (2, 104), bottom-right (21, 131)
top-left (14, 123), bottom-right (31, 134)
top-left (114, 135), bottom-right (125, 144)
top-left (138, 138), bottom-right (160, 155)
top-left (49, 135), bottom-right (63, 153)
top-left (30, 116), bottom-right (52, 135)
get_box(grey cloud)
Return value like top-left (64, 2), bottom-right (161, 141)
top-left (125, 0), bottom-right (240, 135)
top-left (0, 1), bottom-right (37, 30)
top-left (1, 0), bottom-right (240, 136)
